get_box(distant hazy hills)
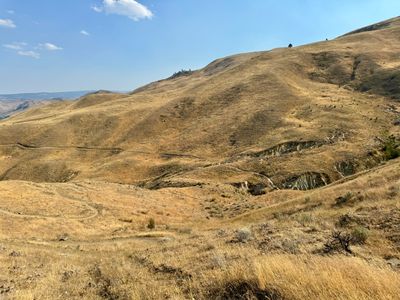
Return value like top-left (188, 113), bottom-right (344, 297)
top-left (0, 91), bottom-right (93, 119)
top-left (0, 100), bottom-right (58, 119)
top-left (0, 90), bottom-right (93, 101)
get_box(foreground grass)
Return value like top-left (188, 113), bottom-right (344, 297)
top-left (8, 251), bottom-right (400, 299)
top-left (2, 160), bottom-right (399, 299)
top-left (206, 255), bottom-right (400, 300)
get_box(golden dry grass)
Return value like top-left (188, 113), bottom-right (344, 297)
top-left (0, 17), bottom-right (399, 299)
top-left (0, 158), bottom-right (397, 299)
top-left (206, 255), bottom-right (400, 300)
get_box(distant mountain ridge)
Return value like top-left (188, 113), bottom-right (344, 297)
top-left (0, 91), bottom-right (94, 119)
top-left (0, 99), bottom-right (59, 120)
top-left (0, 90), bottom-right (94, 101)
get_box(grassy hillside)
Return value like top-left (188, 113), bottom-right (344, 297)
top-left (0, 17), bottom-right (399, 299)
top-left (0, 18), bottom-right (399, 189)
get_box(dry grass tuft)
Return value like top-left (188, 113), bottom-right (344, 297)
top-left (205, 255), bottom-right (400, 300)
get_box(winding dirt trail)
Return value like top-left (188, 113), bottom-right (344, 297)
top-left (0, 183), bottom-right (99, 220)
top-left (0, 143), bottom-right (204, 159)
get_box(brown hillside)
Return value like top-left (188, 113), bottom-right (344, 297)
top-left (0, 18), bottom-right (399, 188)
top-left (0, 19), bottom-right (400, 187)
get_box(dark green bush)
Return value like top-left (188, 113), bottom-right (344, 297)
top-left (382, 135), bottom-right (400, 160)
top-left (334, 192), bottom-right (353, 206)
top-left (351, 226), bottom-right (369, 244)
top-left (147, 218), bottom-right (155, 230)
top-left (169, 69), bottom-right (194, 79)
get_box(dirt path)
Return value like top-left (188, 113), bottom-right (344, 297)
top-left (0, 232), bottom-right (175, 250)
top-left (0, 184), bottom-right (99, 220)
top-left (0, 143), bottom-right (204, 159)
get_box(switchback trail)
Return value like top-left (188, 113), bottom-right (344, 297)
top-left (0, 143), bottom-right (204, 159)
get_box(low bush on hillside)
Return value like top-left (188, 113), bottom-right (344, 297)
top-left (334, 192), bottom-right (353, 206)
top-left (382, 135), bottom-right (400, 160)
top-left (234, 227), bottom-right (252, 243)
top-left (147, 218), bottom-right (156, 230)
top-left (324, 231), bottom-right (353, 254)
top-left (351, 226), bottom-right (369, 244)
top-left (168, 69), bottom-right (194, 80)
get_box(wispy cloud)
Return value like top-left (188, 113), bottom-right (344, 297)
top-left (3, 41), bottom-right (62, 59)
top-left (17, 50), bottom-right (40, 59)
top-left (38, 43), bottom-right (63, 51)
top-left (0, 18), bottom-right (16, 28)
top-left (3, 42), bottom-right (27, 50)
top-left (80, 30), bottom-right (90, 36)
top-left (7, 10), bottom-right (15, 15)
top-left (91, 5), bottom-right (103, 13)
top-left (92, 0), bottom-right (153, 21)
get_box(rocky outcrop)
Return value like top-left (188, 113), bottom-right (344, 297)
top-left (143, 180), bottom-right (202, 190)
top-left (232, 181), bottom-right (271, 196)
top-left (335, 154), bottom-right (383, 178)
top-left (335, 161), bottom-right (357, 177)
top-left (282, 172), bottom-right (330, 190)
top-left (248, 141), bottom-right (324, 158)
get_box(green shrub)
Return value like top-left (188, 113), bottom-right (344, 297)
top-left (235, 227), bottom-right (252, 243)
top-left (351, 226), bottom-right (369, 244)
top-left (147, 218), bottom-right (155, 230)
top-left (334, 192), bottom-right (353, 206)
top-left (382, 135), bottom-right (400, 160)
top-left (169, 69), bottom-right (194, 79)
top-left (296, 213), bottom-right (314, 226)
top-left (337, 214), bottom-right (354, 227)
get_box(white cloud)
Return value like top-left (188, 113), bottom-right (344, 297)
top-left (17, 50), bottom-right (40, 59)
top-left (3, 42), bottom-right (27, 50)
top-left (92, 5), bottom-right (103, 13)
top-left (92, 0), bottom-right (153, 21)
top-left (0, 19), bottom-right (16, 28)
top-left (4, 41), bottom-right (62, 59)
top-left (80, 30), bottom-right (90, 36)
top-left (39, 43), bottom-right (63, 51)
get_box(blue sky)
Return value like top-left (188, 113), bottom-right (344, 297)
top-left (0, 0), bottom-right (399, 94)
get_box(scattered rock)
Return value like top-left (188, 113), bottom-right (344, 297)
top-left (0, 284), bottom-right (12, 295)
top-left (334, 192), bottom-right (354, 207)
top-left (249, 140), bottom-right (324, 158)
top-left (152, 264), bottom-right (192, 279)
top-left (9, 251), bottom-right (21, 257)
top-left (337, 213), bottom-right (358, 227)
top-left (58, 233), bottom-right (69, 242)
top-left (386, 258), bottom-right (400, 269)
top-left (248, 183), bottom-right (266, 196)
top-left (282, 172), bottom-right (330, 190)
top-left (335, 160), bottom-right (357, 176)
top-left (62, 270), bottom-right (76, 282)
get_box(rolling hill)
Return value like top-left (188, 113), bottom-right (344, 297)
top-left (0, 99), bottom-right (61, 120)
top-left (0, 18), bottom-right (399, 188)
top-left (0, 91), bottom-right (93, 120)
top-left (0, 90), bottom-right (93, 101)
